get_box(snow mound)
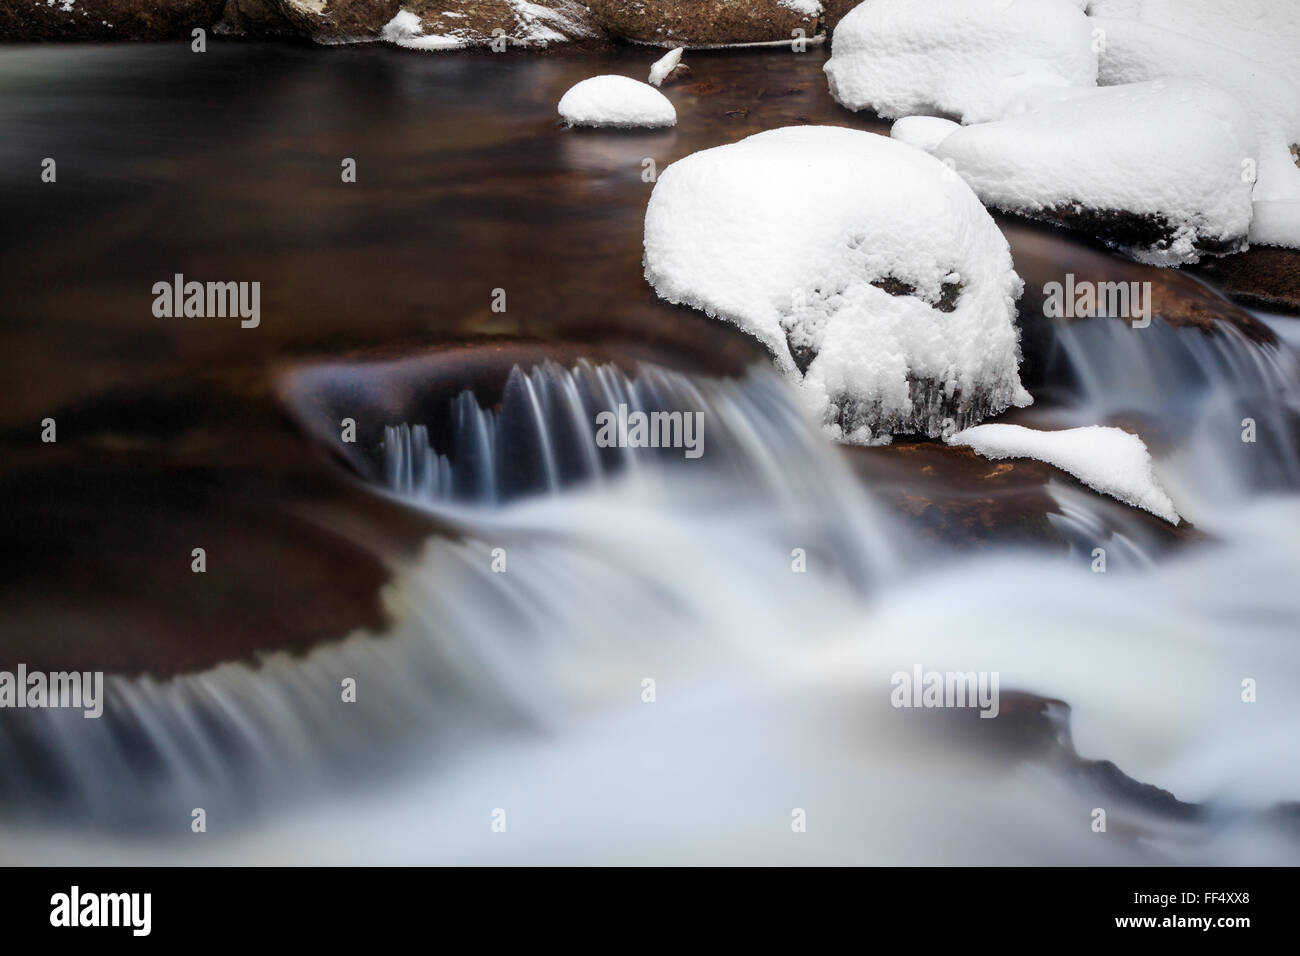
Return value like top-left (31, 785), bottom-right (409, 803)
top-left (648, 48), bottom-right (683, 88)
top-left (558, 76), bottom-right (676, 129)
top-left (1090, 12), bottom-right (1300, 249)
top-left (643, 126), bottom-right (1031, 444)
top-left (824, 0), bottom-right (1097, 123)
top-left (948, 423), bottom-right (1180, 523)
top-left (902, 80), bottom-right (1257, 265)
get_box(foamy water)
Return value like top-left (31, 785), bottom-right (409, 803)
top-left (3, 340), bottom-right (1298, 865)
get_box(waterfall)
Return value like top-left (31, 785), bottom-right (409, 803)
top-left (3, 356), bottom-right (1298, 864)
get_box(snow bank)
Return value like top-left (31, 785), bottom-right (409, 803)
top-left (643, 126), bottom-right (1031, 444)
top-left (824, 0), bottom-right (1097, 123)
top-left (948, 423), bottom-right (1180, 523)
top-left (558, 76), bottom-right (676, 129)
top-left (903, 80), bottom-right (1257, 265)
top-left (648, 48), bottom-right (683, 88)
top-left (1090, 10), bottom-right (1300, 248)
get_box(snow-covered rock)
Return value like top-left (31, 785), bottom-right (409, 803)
top-left (1088, 0), bottom-right (1300, 92)
top-left (1089, 9), bottom-right (1300, 249)
top-left (897, 81), bottom-right (1257, 266)
top-left (648, 48), bottom-right (684, 87)
top-left (947, 423), bottom-right (1180, 523)
top-left (378, 2), bottom-right (598, 50)
top-left (824, 0), bottom-right (1097, 123)
top-left (557, 76), bottom-right (677, 128)
top-left (643, 126), bottom-right (1031, 444)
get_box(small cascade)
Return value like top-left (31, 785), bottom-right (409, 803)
top-left (0, 361), bottom-right (899, 827)
top-left (1030, 318), bottom-right (1300, 518)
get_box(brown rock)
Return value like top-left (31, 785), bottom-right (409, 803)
top-left (819, 0), bottom-right (861, 34)
top-left (221, 0), bottom-right (400, 41)
top-left (1195, 245), bottom-right (1300, 316)
top-left (0, 0), bottom-right (224, 41)
top-left (1001, 216), bottom-right (1278, 346)
top-left (844, 441), bottom-right (1199, 554)
top-left (585, 0), bottom-right (821, 48)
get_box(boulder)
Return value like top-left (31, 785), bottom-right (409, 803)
top-left (585, 0), bottom-right (821, 48)
top-left (220, 0), bottom-right (400, 41)
top-left (0, 0), bottom-right (224, 41)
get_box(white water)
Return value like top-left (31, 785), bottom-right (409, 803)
top-left (2, 342), bottom-right (1298, 865)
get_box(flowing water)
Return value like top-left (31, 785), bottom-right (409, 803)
top-left (1, 41), bottom-right (1298, 864)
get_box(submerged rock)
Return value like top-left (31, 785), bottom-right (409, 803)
top-left (643, 125), bottom-right (1031, 444)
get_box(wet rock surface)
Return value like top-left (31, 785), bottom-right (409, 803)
top-left (0, 0), bottom-right (224, 41)
top-left (844, 441), bottom-right (1198, 555)
top-left (1033, 203), bottom-right (1246, 266)
top-left (1002, 216), bottom-right (1278, 358)
top-left (1197, 245), bottom-right (1300, 316)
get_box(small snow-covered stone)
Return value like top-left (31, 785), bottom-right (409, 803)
top-left (824, 0), bottom-right (1097, 123)
top-left (947, 423), bottom-right (1180, 524)
top-left (643, 125), bottom-right (1031, 444)
top-left (558, 76), bottom-right (676, 128)
top-left (900, 80), bottom-right (1257, 265)
top-left (648, 48), bottom-right (683, 87)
